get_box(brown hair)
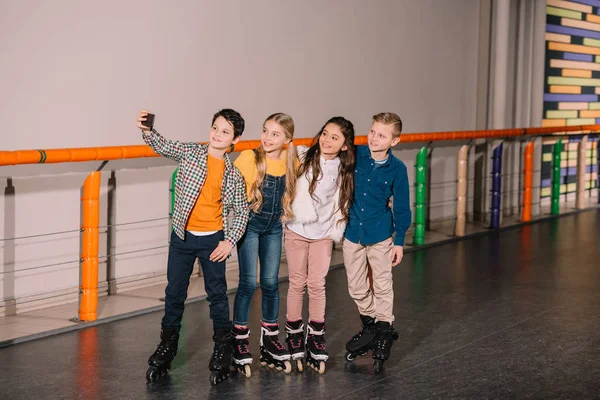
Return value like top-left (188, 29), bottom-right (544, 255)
top-left (373, 112), bottom-right (403, 138)
top-left (297, 116), bottom-right (356, 223)
top-left (249, 113), bottom-right (297, 222)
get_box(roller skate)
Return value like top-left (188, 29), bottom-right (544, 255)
top-left (209, 328), bottom-right (233, 386)
top-left (231, 326), bottom-right (252, 378)
top-left (259, 320), bottom-right (292, 373)
top-left (305, 321), bottom-right (328, 374)
top-left (345, 315), bottom-right (377, 362)
top-left (146, 328), bottom-right (179, 382)
top-left (372, 321), bottom-right (399, 374)
top-left (285, 319), bottom-right (305, 372)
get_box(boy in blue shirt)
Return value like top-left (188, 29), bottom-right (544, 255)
top-left (343, 112), bottom-right (411, 373)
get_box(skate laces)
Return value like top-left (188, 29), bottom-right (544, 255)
top-left (289, 333), bottom-right (303, 349)
top-left (307, 325), bottom-right (326, 351)
top-left (236, 340), bottom-right (249, 354)
top-left (375, 331), bottom-right (393, 350)
top-left (156, 340), bottom-right (175, 356)
top-left (310, 334), bottom-right (326, 350)
top-left (270, 337), bottom-right (286, 351)
top-left (157, 344), bottom-right (168, 356)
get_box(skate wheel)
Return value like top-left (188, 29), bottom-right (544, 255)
top-left (243, 364), bottom-right (252, 378)
top-left (283, 360), bottom-right (292, 374)
top-left (209, 370), bottom-right (229, 386)
top-left (345, 351), bottom-right (356, 362)
top-left (295, 359), bottom-right (304, 373)
top-left (146, 367), bottom-right (157, 382)
top-left (260, 361), bottom-right (267, 367)
top-left (318, 361), bottom-right (326, 375)
top-left (146, 366), bottom-right (164, 382)
top-left (268, 363), bottom-right (275, 369)
top-left (373, 359), bottom-right (383, 374)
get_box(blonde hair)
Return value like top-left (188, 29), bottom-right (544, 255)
top-left (373, 112), bottom-right (403, 138)
top-left (249, 113), bottom-right (297, 221)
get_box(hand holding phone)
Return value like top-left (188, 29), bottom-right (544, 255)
top-left (137, 110), bottom-right (155, 133)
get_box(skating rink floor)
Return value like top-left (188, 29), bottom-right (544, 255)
top-left (1, 210), bottom-right (600, 399)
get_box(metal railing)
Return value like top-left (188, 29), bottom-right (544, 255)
top-left (1, 123), bottom-right (599, 322)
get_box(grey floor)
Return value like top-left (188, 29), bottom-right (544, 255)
top-left (1, 210), bottom-right (600, 399)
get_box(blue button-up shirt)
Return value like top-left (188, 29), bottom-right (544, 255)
top-left (345, 146), bottom-right (411, 246)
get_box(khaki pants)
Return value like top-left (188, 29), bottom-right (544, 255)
top-left (342, 237), bottom-right (394, 323)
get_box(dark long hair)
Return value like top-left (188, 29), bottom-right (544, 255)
top-left (297, 116), bottom-right (356, 223)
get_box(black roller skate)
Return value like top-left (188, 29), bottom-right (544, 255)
top-left (372, 321), bottom-right (399, 374)
top-left (146, 328), bottom-right (179, 382)
top-left (259, 320), bottom-right (292, 373)
top-left (285, 319), bottom-right (305, 372)
top-left (209, 328), bottom-right (234, 386)
top-left (231, 326), bottom-right (252, 378)
top-left (345, 315), bottom-right (377, 362)
top-left (305, 321), bottom-right (328, 374)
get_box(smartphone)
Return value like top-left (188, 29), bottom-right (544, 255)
top-left (142, 113), bottom-right (155, 130)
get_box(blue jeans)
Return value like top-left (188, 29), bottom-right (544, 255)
top-left (161, 230), bottom-right (232, 331)
top-left (233, 213), bottom-right (283, 326)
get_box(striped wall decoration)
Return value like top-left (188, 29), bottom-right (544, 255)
top-left (542, 0), bottom-right (600, 197)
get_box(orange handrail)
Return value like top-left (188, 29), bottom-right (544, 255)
top-left (2, 124), bottom-right (600, 167)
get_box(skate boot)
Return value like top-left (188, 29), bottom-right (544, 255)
top-left (372, 321), bottom-right (399, 374)
top-left (345, 315), bottom-right (377, 362)
top-left (259, 320), bottom-right (292, 373)
top-left (285, 319), bottom-right (305, 372)
top-left (231, 326), bottom-right (252, 378)
top-left (146, 328), bottom-right (179, 382)
top-left (305, 321), bottom-right (328, 374)
top-left (209, 328), bottom-right (234, 386)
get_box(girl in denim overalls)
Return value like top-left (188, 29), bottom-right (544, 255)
top-left (232, 113), bottom-right (297, 376)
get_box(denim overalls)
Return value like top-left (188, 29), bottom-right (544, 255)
top-left (233, 173), bottom-right (286, 325)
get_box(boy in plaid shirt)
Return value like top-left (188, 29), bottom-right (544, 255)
top-left (137, 109), bottom-right (249, 385)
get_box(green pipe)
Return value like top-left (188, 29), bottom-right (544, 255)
top-left (551, 140), bottom-right (563, 215)
top-left (170, 168), bottom-right (178, 228)
top-left (414, 147), bottom-right (427, 246)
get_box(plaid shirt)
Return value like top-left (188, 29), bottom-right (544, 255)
top-left (143, 130), bottom-right (249, 247)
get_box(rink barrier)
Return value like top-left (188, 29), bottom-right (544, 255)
top-left (522, 142), bottom-right (534, 222)
top-left (3, 124), bottom-right (600, 319)
top-left (455, 145), bottom-right (469, 236)
top-left (490, 143), bottom-right (504, 229)
top-left (414, 147), bottom-right (427, 245)
top-left (576, 136), bottom-right (588, 210)
top-left (551, 140), bottom-right (563, 215)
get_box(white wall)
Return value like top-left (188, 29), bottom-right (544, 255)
top-left (0, 0), bottom-right (486, 314)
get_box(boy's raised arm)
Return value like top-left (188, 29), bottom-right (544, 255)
top-left (137, 110), bottom-right (194, 163)
top-left (142, 129), bottom-right (195, 163)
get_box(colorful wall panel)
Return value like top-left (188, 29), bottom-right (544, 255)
top-left (542, 0), bottom-right (600, 197)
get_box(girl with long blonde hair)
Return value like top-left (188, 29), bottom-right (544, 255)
top-left (231, 113), bottom-right (298, 376)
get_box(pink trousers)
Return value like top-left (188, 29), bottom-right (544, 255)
top-left (284, 228), bottom-right (333, 322)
